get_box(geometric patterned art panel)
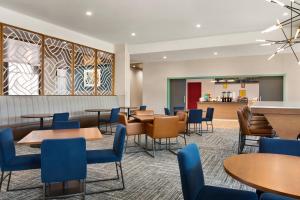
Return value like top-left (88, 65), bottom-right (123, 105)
top-left (44, 37), bottom-right (72, 95)
top-left (74, 44), bottom-right (95, 95)
top-left (2, 25), bottom-right (42, 95)
top-left (97, 51), bottom-right (114, 95)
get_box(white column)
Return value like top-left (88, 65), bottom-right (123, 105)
top-left (114, 44), bottom-right (131, 106)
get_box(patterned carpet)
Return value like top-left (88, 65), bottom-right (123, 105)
top-left (0, 127), bottom-right (257, 200)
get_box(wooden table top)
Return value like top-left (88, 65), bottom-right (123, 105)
top-left (224, 153), bottom-right (300, 199)
top-left (18, 127), bottom-right (103, 145)
top-left (132, 114), bottom-right (166, 122)
top-left (265, 114), bottom-right (300, 140)
top-left (21, 114), bottom-right (53, 118)
top-left (120, 106), bottom-right (138, 109)
top-left (85, 109), bottom-right (111, 112)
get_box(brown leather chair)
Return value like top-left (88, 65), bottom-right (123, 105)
top-left (237, 109), bottom-right (274, 154)
top-left (145, 116), bottom-right (179, 157)
top-left (242, 106), bottom-right (269, 126)
top-left (176, 111), bottom-right (188, 145)
top-left (119, 113), bottom-right (145, 153)
top-left (135, 110), bottom-right (154, 116)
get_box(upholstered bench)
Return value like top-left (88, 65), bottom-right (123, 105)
top-left (0, 96), bottom-right (119, 140)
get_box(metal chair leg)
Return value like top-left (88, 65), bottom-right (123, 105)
top-left (119, 162), bottom-right (125, 190)
top-left (152, 139), bottom-right (156, 157)
top-left (0, 171), bottom-right (4, 191)
top-left (43, 183), bottom-right (46, 200)
top-left (6, 171), bottom-right (11, 191)
top-left (115, 162), bottom-right (120, 179)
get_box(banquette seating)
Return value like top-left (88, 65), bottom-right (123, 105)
top-left (0, 96), bottom-right (119, 140)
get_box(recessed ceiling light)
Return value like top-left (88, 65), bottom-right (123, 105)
top-left (131, 32), bottom-right (136, 36)
top-left (283, 12), bottom-right (289, 16)
top-left (163, 56), bottom-right (167, 59)
top-left (213, 52), bottom-right (218, 56)
top-left (86, 11), bottom-right (92, 16)
top-left (196, 24), bottom-right (201, 28)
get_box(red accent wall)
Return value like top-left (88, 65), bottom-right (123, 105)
top-left (187, 82), bottom-right (202, 109)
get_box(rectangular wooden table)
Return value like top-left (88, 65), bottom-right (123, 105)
top-left (251, 101), bottom-right (300, 140)
top-left (18, 127), bottom-right (103, 145)
top-left (132, 114), bottom-right (166, 123)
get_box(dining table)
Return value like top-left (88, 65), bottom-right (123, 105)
top-left (85, 108), bottom-right (111, 129)
top-left (21, 114), bottom-right (53, 129)
top-left (132, 114), bottom-right (166, 123)
top-left (223, 153), bottom-right (300, 199)
top-left (120, 106), bottom-right (139, 119)
top-left (18, 127), bottom-right (103, 145)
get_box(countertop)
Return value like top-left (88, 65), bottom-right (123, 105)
top-left (198, 101), bottom-right (246, 104)
top-left (251, 101), bottom-right (300, 109)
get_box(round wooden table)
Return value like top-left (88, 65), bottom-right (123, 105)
top-left (224, 153), bottom-right (300, 199)
top-left (85, 109), bottom-right (111, 128)
top-left (21, 114), bottom-right (53, 129)
top-left (120, 106), bottom-right (138, 119)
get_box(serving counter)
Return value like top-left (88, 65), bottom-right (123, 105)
top-left (197, 101), bottom-right (247, 119)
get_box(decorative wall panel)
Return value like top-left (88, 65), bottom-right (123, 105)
top-left (74, 44), bottom-right (95, 95)
top-left (97, 51), bottom-right (114, 95)
top-left (2, 25), bottom-right (42, 95)
top-left (44, 37), bottom-right (72, 95)
top-left (0, 23), bottom-right (114, 96)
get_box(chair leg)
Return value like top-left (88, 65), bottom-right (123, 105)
top-left (152, 139), bottom-right (156, 157)
top-left (0, 171), bottom-right (4, 191)
top-left (183, 132), bottom-right (187, 146)
top-left (6, 171), bottom-right (11, 191)
top-left (110, 124), bottom-right (113, 135)
top-left (115, 162), bottom-right (120, 179)
top-left (43, 183), bottom-right (46, 200)
top-left (119, 162), bottom-right (125, 190)
top-left (82, 180), bottom-right (86, 200)
top-left (125, 136), bottom-right (128, 153)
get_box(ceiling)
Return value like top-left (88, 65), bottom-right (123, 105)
top-left (0, 0), bottom-right (289, 44)
top-left (130, 43), bottom-right (300, 63)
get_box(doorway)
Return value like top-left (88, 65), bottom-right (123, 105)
top-left (187, 82), bottom-right (202, 109)
top-left (170, 79), bottom-right (186, 114)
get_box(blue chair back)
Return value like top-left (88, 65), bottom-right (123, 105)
top-left (188, 109), bottom-right (203, 123)
top-left (110, 108), bottom-right (120, 123)
top-left (0, 128), bottom-right (16, 168)
top-left (52, 121), bottom-right (80, 130)
top-left (205, 107), bottom-right (214, 121)
top-left (177, 144), bottom-right (205, 200)
top-left (259, 138), bottom-right (300, 156)
top-left (140, 105), bottom-right (147, 111)
top-left (164, 108), bottom-right (171, 116)
top-left (113, 125), bottom-right (126, 161)
top-left (52, 112), bottom-right (69, 123)
top-left (41, 138), bottom-right (87, 183)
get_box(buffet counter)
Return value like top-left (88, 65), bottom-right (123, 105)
top-left (197, 101), bottom-right (247, 119)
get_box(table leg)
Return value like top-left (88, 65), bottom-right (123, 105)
top-left (97, 111), bottom-right (100, 128)
top-left (127, 108), bottom-right (130, 119)
top-left (40, 118), bottom-right (44, 129)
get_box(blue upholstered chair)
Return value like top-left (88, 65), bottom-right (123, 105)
top-left (99, 108), bottom-right (120, 134)
top-left (257, 138), bottom-right (300, 200)
top-left (188, 109), bottom-right (203, 135)
top-left (52, 112), bottom-right (69, 125)
top-left (164, 108), bottom-right (171, 116)
top-left (174, 106), bottom-right (185, 115)
top-left (202, 107), bottom-right (214, 133)
top-left (87, 125), bottom-right (126, 194)
top-left (177, 144), bottom-right (258, 200)
top-left (259, 137), bottom-right (300, 156)
top-left (260, 193), bottom-right (294, 200)
top-left (41, 138), bottom-right (87, 199)
top-left (52, 121), bottom-right (80, 130)
top-left (0, 128), bottom-right (40, 192)
top-left (139, 105), bottom-right (147, 110)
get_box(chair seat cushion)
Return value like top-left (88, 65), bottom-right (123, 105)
top-left (3, 154), bottom-right (41, 171)
top-left (197, 185), bottom-right (258, 200)
top-left (260, 193), bottom-right (294, 200)
top-left (87, 149), bottom-right (120, 164)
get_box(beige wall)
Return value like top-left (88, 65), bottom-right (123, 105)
top-left (143, 54), bottom-right (300, 113)
top-left (130, 68), bottom-right (143, 106)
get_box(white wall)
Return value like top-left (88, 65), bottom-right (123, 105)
top-left (0, 6), bottom-right (114, 53)
top-left (130, 68), bottom-right (143, 106)
top-left (143, 53), bottom-right (300, 113)
top-left (115, 44), bottom-right (131, 106)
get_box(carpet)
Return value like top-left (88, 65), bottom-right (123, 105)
top-left (0, 127), bottom-right (257, 200)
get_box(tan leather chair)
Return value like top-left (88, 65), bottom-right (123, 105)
top-left (135, 110), bottom-right (154, 116)
top-left (237, 109), bottom-right (274, 154)
top-left (176, 111), bottom-right (187, 145)
top-left (119, 113), bottom-right (145, 153)
top-left (242, 106), bottom-right (268, 126)
top-left (145, 116), bottom-right (179, 157)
